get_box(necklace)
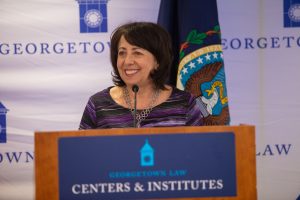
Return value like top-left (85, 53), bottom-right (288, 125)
top-left (123, 86), bottom-right (160, 127)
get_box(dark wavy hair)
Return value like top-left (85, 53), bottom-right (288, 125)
top-left (110, 22), bottom-right (173, 90)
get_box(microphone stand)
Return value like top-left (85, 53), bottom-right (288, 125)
top-left (132, 85), bottom-right (139, 128)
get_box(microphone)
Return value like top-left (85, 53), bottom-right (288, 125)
top-left (132, 84), bottom-right (139, 93)
top-left (132, 85), bottom-right (139, 128)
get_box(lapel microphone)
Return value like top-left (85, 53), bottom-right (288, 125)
top-left (132, 85), bottom-right (139, 127)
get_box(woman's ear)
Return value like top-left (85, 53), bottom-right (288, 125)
top-left (151, 62), bottom-right (159, 75)
top-left (155, 61), bottom-right (159, 70)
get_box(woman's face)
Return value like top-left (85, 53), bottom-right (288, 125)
top-left (117, 36), bottom-right (158, 88)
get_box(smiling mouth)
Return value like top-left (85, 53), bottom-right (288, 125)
top-left (125, 69), bottom-right (139, 75)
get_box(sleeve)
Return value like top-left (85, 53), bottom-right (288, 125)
top-left (186, 96), bottom-right (209, 126)
top-left (79, 97), bottom-right (97, 129)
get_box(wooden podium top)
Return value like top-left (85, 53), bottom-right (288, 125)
top-left (35, 125), bottom-right (256, 200)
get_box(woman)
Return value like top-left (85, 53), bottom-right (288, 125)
top-left (79, 22), bottom-right (206, 129)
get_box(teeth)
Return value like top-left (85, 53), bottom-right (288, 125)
top-left (125, 69), bottom-right (138, 75)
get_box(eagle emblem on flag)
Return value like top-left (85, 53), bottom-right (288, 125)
top-left (177, 28), bottom-right (230, 125)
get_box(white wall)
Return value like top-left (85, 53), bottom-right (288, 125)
top-left (0, 0), bottom-right (299, 199)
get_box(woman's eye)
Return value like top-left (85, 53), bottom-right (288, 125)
top-left (134, 51), bottom-right (143, 56)
top-left (118, 51), bottom-right (125, 56)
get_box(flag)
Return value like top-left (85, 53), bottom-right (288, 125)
top-left (158, 0), bottom-right (230, 125)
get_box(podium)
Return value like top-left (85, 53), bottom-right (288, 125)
top-left (35, 125), bottom-right (256, 200)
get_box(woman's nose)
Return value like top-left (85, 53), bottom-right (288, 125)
top-left (124, 54), bottom-right (134, 65)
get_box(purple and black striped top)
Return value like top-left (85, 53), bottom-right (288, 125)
top-left (79, 86), bottom-right (206, 129)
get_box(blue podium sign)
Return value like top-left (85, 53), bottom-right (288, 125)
top-left (58, 132), bottom-right (236, 199)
